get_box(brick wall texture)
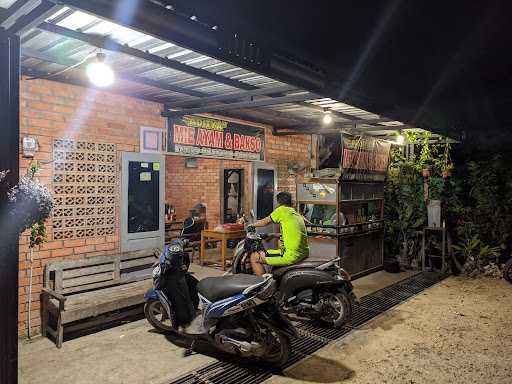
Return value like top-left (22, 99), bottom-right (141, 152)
top-left (17, 78), bottom-right (310, 337)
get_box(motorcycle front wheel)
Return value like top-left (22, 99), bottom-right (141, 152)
top-left (318, 290), bottom-right (352, 327)
top-left (144, 299), bottom-right (175, 332)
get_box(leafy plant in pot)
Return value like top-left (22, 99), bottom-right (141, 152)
top-left (433, 142), bottom-right (454, 178)
top-left (385, 147), bottom-right (426, 267)
top-left (452, 234), bottom-right (501, 277)
top-left (417, 132), bottom-right (434, 177)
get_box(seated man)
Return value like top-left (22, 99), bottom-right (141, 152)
top-left (249, 191), bottom-right (310, 276)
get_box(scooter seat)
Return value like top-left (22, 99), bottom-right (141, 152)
top-left (272, 258), bottom-right (330, 278)
top-left (197, 274), bottom-right (265, 302)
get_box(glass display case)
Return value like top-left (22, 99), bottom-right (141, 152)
top-left (297, 178), bottom-right (385, 278)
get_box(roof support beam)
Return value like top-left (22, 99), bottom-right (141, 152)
top-left (22, 67), bottom-right (172, 105)
top-left (46, 0), bottom-right (329, 94)
top-left (163, 92), bottom-right (318, 117)
top-left (0, 0), bottom-right (33, 27)
top-left (165, 85), bottom-right (297, 108)
top-left (38, 21), bottom-right (256, 91)
top-left (7, 0), bottom-right (59, 35)
top-left (20, 47), bottom-right (207, 97)
top-left (37, 22), bottom-right (384, 124)
top-left (20, 47), bottom-right (304, 124)
top-left (0, 31), bottom-right (20, 384)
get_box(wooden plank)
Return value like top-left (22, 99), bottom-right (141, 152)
top-left (62, 281), bottom-right (152, 323)
top-left (61, 279), bottom-right (121, 295)
top-left (54, 268), bottom-right (63, 293)
top-left (62, 272), bottom-right (115, 289)
top-left (47, 254), bottom-right (119, 271)
top-left (119, 273), bottom-right (152, 284)
top-left (62, 293), bottom-right (147, 323)
top-left (62, 263), bottom-right (115, 279)
top-left (120, 256), bottom-right (156, 270)
top-left (113, 258), bottom-right (121, 280)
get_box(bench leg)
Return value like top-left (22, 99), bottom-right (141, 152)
top-left (56, 313), bottom-right (64, 348)
top-left (41, 298), bottom-right (48, 337)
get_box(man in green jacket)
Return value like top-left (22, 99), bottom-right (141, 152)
top-left (249, 191), bottom-right (310, 276)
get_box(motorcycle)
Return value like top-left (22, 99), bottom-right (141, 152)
top-left (144, 240), bottom-right (296, 366)
top-left (231, 224), bottom-right (356, 327)
top-left (503, 257), bottom-right (512, 284)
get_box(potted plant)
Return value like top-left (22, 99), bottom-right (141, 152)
top-left (441, 162), bottom-right (454, 178)
top-left (433, 142), bottom-right (453, 178)
top-left (416, 133), bottom-right (434, 177)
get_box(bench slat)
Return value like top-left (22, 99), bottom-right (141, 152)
top-left (47, 254), bottom-right (119, 271)
top-left (62, 272), bottom-right (116, 289)
top-left (63, 263), bottom-right (115, 279)
top-left (61, 279), bottom-right (121, 295)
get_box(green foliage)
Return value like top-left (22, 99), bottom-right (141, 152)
top-left (30, 219), bottom-right (47, 248)
top-left (2, 160), bottom-right (52, 248)
top-left (428, 176), bottom-right (445, 200)
top-left (384, 145), bottom-right (426, 259)
top-left (451, 235), bottom-right (482, 260)
top-left (452, 233), bottom-right (501, 276)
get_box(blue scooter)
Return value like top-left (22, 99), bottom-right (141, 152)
top-left (144, 240), bottom-right (296, 366)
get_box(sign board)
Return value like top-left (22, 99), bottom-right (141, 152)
top-left (341, 134), bottom-right (391, 181)
top-left (167, 115), bottom-right (265, 161)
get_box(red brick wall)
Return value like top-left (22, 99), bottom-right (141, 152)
top-left (165, 119), bottom-right (311, 227)
top-left (18, 77), bottom-right (165, 337)
top-left (17, 79), bottom-right (311, 338)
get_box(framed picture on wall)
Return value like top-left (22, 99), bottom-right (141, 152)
top-left (140, 126), bottom-right (166, 153)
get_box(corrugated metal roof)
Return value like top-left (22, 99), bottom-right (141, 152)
top-left (0, 2), bottom-right (434, 138)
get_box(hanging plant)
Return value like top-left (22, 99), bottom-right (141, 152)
top-left (4, 161), bottom-right (53, 235)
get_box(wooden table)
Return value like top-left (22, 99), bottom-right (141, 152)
top-left (200, 229), bottom-right (246, 270)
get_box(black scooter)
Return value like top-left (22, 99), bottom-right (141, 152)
top-left (231, 226), bottom-right (356, 327)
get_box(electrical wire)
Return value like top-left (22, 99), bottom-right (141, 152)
top-left (25, 49), bottom-right (98, 81)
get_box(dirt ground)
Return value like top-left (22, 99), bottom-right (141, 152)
top-left (19, 271), bottom-right (512, 384)
top-left (272, 276), bottom-right (512, 384)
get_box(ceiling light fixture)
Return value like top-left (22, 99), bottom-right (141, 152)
top-left (322, 111), bottom-right (333, 125)
top-left (86, 52), bottom-right (115, 87)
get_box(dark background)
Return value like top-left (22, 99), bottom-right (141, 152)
top-left (166, 0), bottom-right (512, 152)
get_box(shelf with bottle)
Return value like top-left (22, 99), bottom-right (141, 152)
top-left (306, 219), bottom-right (384, 237)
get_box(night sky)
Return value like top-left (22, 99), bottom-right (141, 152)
top-left (167, 0), bottom-right (512, 149)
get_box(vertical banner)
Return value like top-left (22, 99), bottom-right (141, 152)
top-left (341, 134), bottom-right (391, 181)
top-left (167, 115), bottom-right (265, 161)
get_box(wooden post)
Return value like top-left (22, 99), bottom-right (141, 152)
top-left (0, 32), bottom-right (20, 384)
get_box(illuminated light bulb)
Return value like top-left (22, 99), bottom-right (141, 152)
top-left (86, 53), bottom-right (115, 87)
top-left (396, 134), bottom-right (405, 145)
top-left (322, 112), bottom-right (333, 125)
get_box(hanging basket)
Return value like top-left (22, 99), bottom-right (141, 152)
top-left (8, 175), bottom-right (53, 233)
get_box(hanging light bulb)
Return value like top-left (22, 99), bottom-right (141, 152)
top-left (322, 111), bottom-right (333, 125)
top-left (86, 52), bottom-right (115, 87)
top-left (396, 133), bottom-right (405, 145)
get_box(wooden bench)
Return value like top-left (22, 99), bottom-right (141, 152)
top-left (41, 249), bottom-right (159, 348)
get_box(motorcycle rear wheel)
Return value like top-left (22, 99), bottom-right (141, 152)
top-left (259, 322), bottom-right (291, 366)
top-left (318, 290), bottom-right (352, 327)
top-left (503, 258), bottom-right (512, 284)
top-left (144, 299), bottom-right (175, 332)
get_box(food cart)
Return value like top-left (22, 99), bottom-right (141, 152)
top-left (297, 133), bottom-right (391, 278)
